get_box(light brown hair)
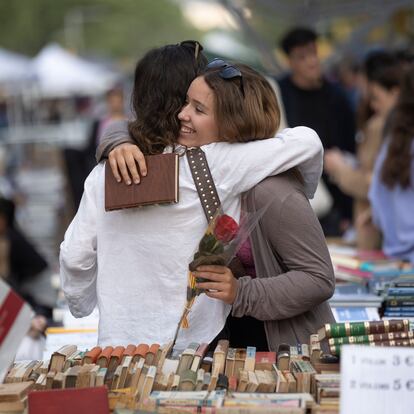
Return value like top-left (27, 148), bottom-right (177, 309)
top-left (202, 63), bottom-right (280, 142)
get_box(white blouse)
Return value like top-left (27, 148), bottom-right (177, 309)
top-left (60, 127), bottom-right (323, 348)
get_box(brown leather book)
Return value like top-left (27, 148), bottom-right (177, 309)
top-left (104, 153), bottom-right (179, 211)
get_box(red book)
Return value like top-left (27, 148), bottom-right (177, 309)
top-left (255, 351), bottom-right (276, 371)
top-left (335, 265), bottom-right (372, 279)
top-left (28, 386), bottom-right (109, 414)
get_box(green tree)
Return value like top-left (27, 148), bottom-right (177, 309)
top-left (0, 0), bottom-right (201, 60)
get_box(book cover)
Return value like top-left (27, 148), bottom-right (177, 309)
top-left (318, 319), bottom-right (409, 340)
top-left (105, 153), bottom-right (179, 211)
top-left (28, 386), bottom-right (109, 414)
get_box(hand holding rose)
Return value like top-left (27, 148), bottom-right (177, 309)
top-left (195, 265), bottom-right (238, 304)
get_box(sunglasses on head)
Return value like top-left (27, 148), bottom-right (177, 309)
top-left (206, 58), bottom-right (245, 97)
top-left (179, 40), bottom-right (203, 60)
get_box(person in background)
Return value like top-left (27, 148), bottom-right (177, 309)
top-left (369, 67), bottom-right (414, 264)
top-left (324, 52), bottom-right (404, 249)
top-left (63, 86), bottom-right (126, 212)
top-left (334, 56), bottom-right (362, 112)
top-left (277, 27), bottom-right (356, 237)
top-left (0, 197), bottom-right (54, 352)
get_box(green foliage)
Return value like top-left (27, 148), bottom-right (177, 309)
top-left (0, 0), bottom-right (201, 60)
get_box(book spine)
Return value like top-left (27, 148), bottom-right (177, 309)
top-left (328, 331), bottom-right (414, 346)
top-left (328, 322), bottom-right (366, 338)
top-left (386, 299), bottom-right (414, 307)
top-left (329, 338), bottom-right (414, 355)
top-left (388, 288), bottom-right (414, 296)
top-left (325, 320), bottom-right (409, 338)
top-left (384, 311), bottom-right (414, 317)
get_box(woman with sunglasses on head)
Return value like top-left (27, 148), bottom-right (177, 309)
top-left (61, 42), bottom-right (334, 350)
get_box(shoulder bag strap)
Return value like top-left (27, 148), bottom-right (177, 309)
top-left (186, 148), bottom-right (221, 223)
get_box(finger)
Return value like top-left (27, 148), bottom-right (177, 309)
top-left (109, 155), bottom-right (122, 182)
top-left (124, 152), bottom-right (140, 184)
top-left (205, 290), bottom-right (227, 301)
top-left (196, 281), bottom-right (226, 291)
top-left (133, 149), bottom-right (147, 177)
top-left (117, 156), bottom-right (132, 185)
top-left (196, 265), bottom-right (227, 273)
top-left (194, 272), bottom-right (226, 282)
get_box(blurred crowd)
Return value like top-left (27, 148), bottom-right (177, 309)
top-left (0, 26), bottom-right (414, 337)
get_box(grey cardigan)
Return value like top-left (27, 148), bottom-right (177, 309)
top-left (237, 172), bottom-right (335, 350)
top-left (96, 123), bottom-right (336, 350)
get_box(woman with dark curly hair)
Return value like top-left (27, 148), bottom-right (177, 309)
top-left (369, 66), bottom-right (414, 264)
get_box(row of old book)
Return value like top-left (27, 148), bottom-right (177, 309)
top-left (328, 244), bottom-right (414, 294)
top-left (318, 318), bottom-right (413, 355)
top-left (4, 319), bottom-right (412, 412)
top-left (4, 339), bottom-right (325, 393)
top-left (2, 336), bottom-right (338, 413)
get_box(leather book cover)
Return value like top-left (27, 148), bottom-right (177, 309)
top-left (28, 386), bottom-right (109, 414)
top-left (105, 153), bottom-right (179, 211)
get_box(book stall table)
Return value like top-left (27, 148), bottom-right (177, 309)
top-left (1, 318), bottom-right (414, 414)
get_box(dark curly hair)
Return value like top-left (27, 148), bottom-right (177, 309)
top-left (381, 67), bottom-right (414, 189)
top-left (129, 42), bottom-right (207, 155)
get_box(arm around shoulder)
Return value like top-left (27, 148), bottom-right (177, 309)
top-left (95, 119), bottom-right (135, 162)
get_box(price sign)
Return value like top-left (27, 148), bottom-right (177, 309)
top-left (340, 345), bottom-right (414, 414)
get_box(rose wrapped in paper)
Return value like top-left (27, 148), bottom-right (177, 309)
top-left (169, 206), bottom-right (268, 352)
top-left (188, 214), bottom-right (239, 297)
top-left (171, 204), bottom-right (270, 348)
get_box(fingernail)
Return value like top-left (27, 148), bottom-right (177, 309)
top-left (142, 171), bottom-right (147, 176)
top-left (126, 180), bottom-right (131, 185)
top-left (134, 178), bottom-right (140, 184)
top-left (116, 178), bottom-right (121, 183)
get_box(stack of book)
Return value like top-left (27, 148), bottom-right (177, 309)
top-left (383, 275), bottom-right (414, 320)
top-left (317, 319), bottom-right (413, 355)
top-left (312, 373), bottom-right (340, 413)
top-left (328, 244), bottom-right (413, 295)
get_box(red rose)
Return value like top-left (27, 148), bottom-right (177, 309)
top-left (214, 214), bottom-right (239, 243)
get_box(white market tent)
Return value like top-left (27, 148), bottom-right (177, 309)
top-left (0, 48), bottom-right (32, 83)
top-left (31, 43), bottom-right (118, 97)
top-left (0, 48), bottom-right (34, 97)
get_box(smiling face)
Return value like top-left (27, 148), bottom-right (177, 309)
top-left (177, 76), bottom-right (220, 147)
